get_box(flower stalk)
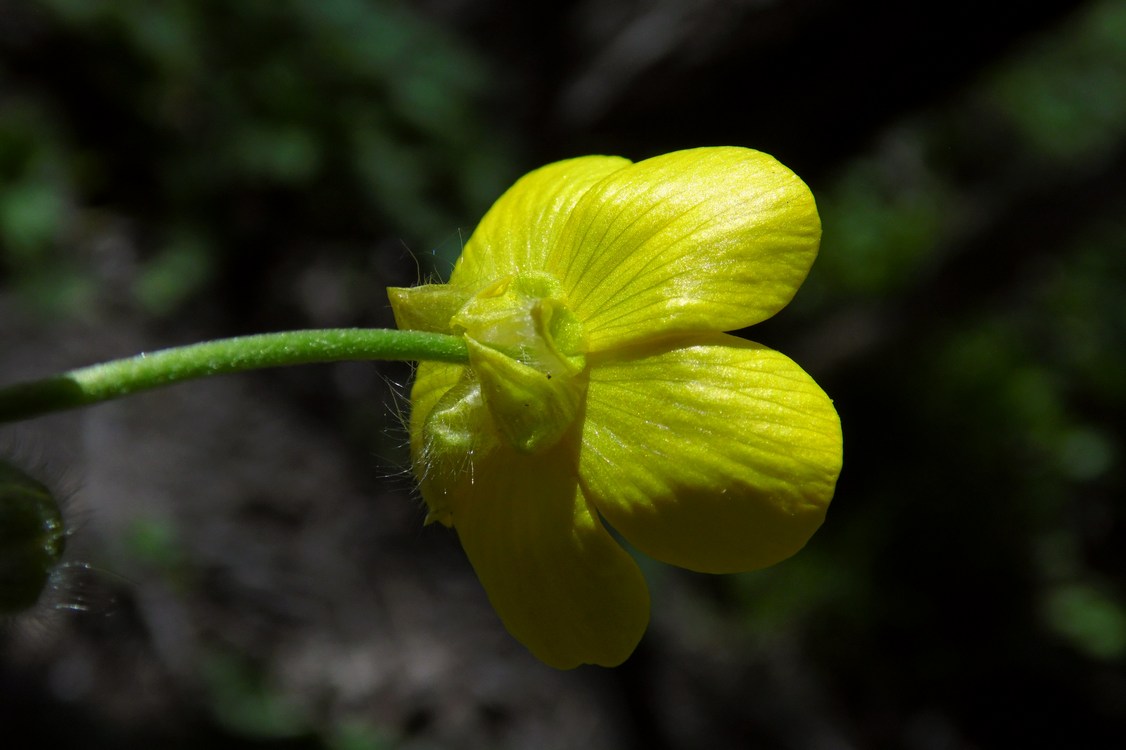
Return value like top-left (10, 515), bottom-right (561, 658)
top-left (0, 328), bottom-right (468, 423)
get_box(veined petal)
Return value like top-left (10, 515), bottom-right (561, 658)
top-left (439, 433), bottom-right (650, 669)
top-left (450, 155), bottom-right (632, 292)
top-left (580, 333), bottom-right (842, 574)
top-left (549, 147), bottom-right (821, 351)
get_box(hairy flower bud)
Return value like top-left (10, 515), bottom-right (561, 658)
top-left (0, 459), bottom-right (66, 615)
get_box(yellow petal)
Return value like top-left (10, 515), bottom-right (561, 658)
top-left (450, 155), bottom-right (631, 292)
top-left (439, 432), bottom-right (650, 669)
top-left (580, 333), bottom-right (842, 574)
top-left (409, 362), bottom-right (649, 668)
top-left (549, 147), bottom-right (821, 351)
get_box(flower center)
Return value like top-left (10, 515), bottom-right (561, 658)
top-left (450, 273), bottom-right (588, 453)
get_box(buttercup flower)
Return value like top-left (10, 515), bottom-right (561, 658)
top-left (389, 146), bottom-right (842, 668)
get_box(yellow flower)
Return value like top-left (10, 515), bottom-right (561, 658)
top-left (388, 147), bottom-right (842, 668)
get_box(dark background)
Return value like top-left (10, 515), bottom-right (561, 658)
top-left (2, 1), bottom-right (1125, 748)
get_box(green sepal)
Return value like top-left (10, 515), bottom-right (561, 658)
top-left (466, 337), bottom-right (585, 454)
top-left (388, 284), bottom-right (473, 334)
top-left (417, 375), bottom-right (496, 526)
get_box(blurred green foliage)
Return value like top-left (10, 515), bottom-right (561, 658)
top-left (735, 2), bottom-right (1126, 741)
top-left (203, 650), bottom-right (312, 739)
top-left (0, 0), bottom-right (511, 318)
top-left (989, 0), bottom-right (1126, 164)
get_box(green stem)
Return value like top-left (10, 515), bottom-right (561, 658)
top-left (0, 328), bottom-right (467, 424)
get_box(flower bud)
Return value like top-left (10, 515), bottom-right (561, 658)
top-left (0, 459), bottom-right (67, 615)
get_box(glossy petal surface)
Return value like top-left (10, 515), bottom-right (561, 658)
top-left (549, 148), bottom-right (821, 351)
top-left (580, 334), bottom-right (842, 573)
top-left (451, 156), bottom-right (631, 292)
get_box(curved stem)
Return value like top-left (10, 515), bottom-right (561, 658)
top-left (0, 328), bottom-right (467, 423)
